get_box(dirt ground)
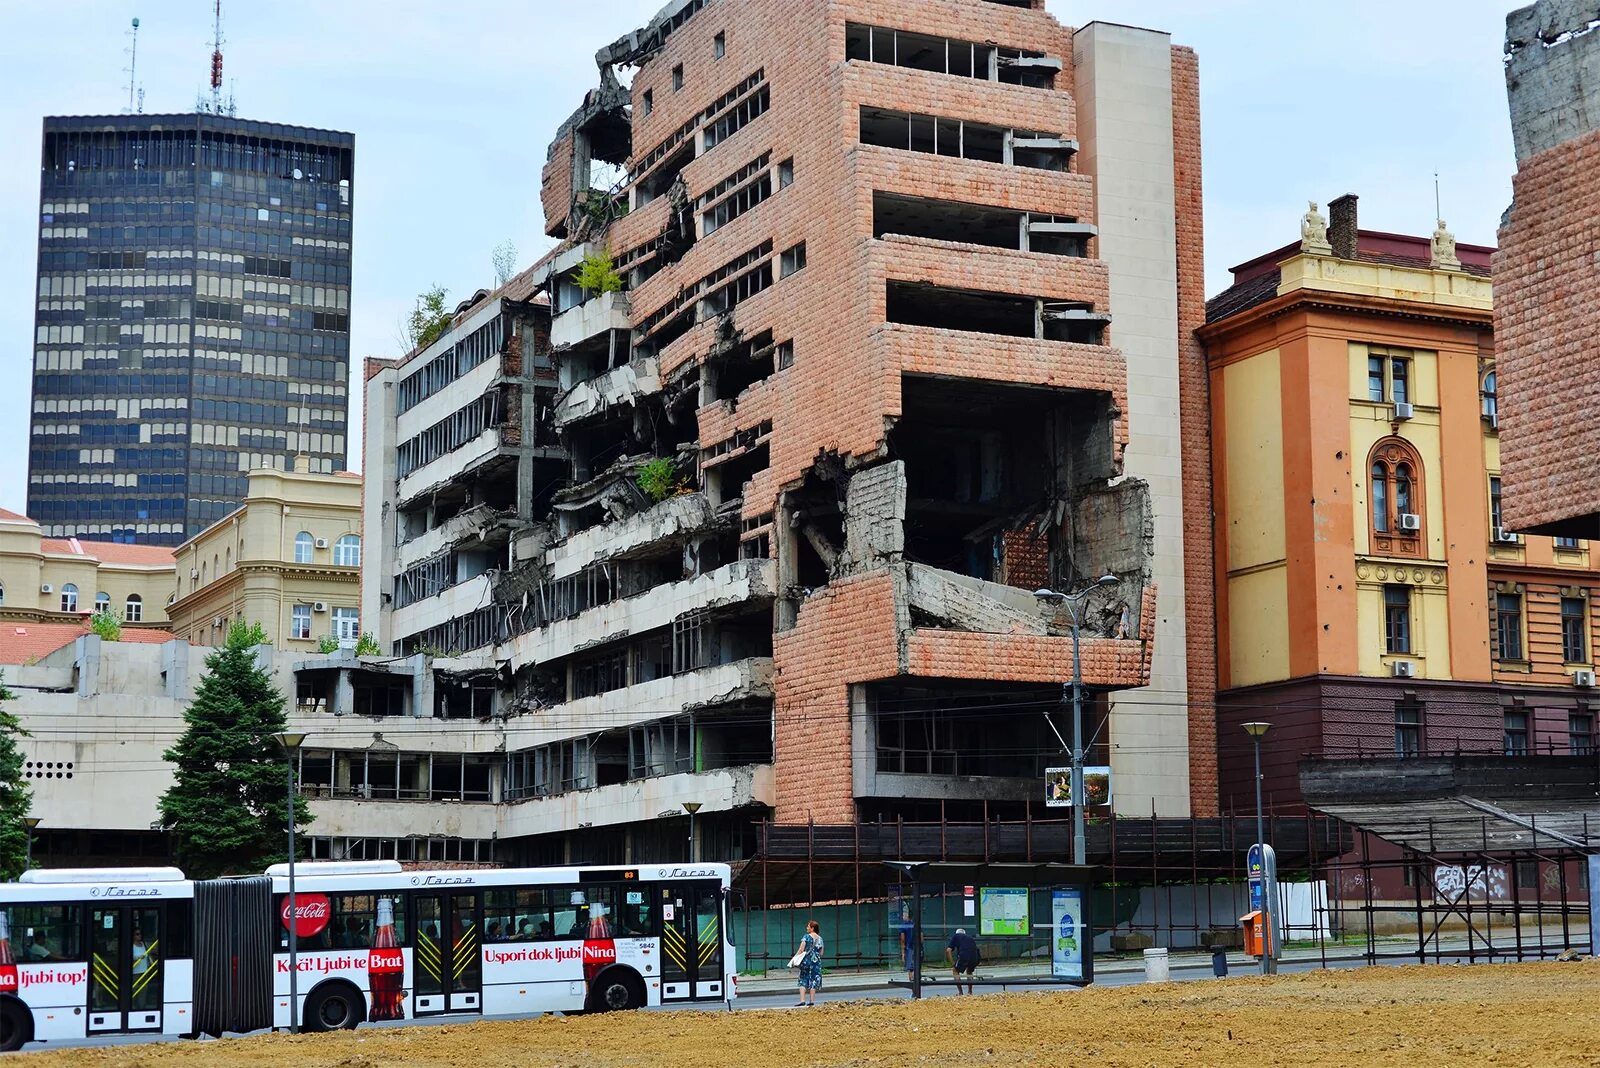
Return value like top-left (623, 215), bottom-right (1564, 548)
top-left (28, 963), bottom-right (1600, 1068)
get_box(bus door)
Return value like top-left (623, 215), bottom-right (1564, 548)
top-left (657, 881), bottom-right (724, 1002)
top-left (412, 893), bottom-right (482, 1016)
top-left (87, 904), bottom-right (163, 1034)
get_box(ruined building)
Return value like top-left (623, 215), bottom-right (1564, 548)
top-left (1497, 1), bottom-right (1600, 537)
top-left (359, 0), bottom-right (1213, 865)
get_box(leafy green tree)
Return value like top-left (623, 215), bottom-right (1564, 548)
top-left (406, 286), bottom-right (453, 352)
top-left (0, 674), bottom-right (33, 880)
top-left (316, 635), bottom-right (340, 654)
top-left (89, 609), bottom-right (122, 642)
top-left (574, 249), bottom-right (624, 297)
top-left (355, 633), bottom-right (382, 657)
top-left (158, 621), bottom-right (311, 878)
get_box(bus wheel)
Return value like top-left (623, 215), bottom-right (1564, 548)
top-left (0, 1000), bottom-right (32, 1052)
top-left (304, 982), bottom-right (366, 1032)
top-left (589, 970), bottom-right (644, 1012)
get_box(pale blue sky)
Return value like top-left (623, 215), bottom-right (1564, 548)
top-left (0, 1), bottom-right (1518, 512)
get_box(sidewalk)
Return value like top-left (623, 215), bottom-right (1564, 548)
top-left (735, 934), bottom-right (1582, 996)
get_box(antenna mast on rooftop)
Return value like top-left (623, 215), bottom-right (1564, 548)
top-left (198, 0), bottom-right (237, 116)
top-left (122, 17), bottom-right (142, 114)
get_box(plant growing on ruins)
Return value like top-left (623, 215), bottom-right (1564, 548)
top-left (317, 635), bottom-right (341, 654)
top-left (0, 674), bottom-right (33, 880)
top-left (159, 620), bottom-right (311, 878)
top-left (88, 609), bottom-right (122, 642)
top-left (355, 633), bottom-right (382, 657)
top-left (574, 249), bottom-right (624, 297)
top-left (405, 285), bottom-right (453, 351)
top-left (637, 457), bottom-right (688, 503)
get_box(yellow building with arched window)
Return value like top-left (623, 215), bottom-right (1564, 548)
top-left (1199, 194), bottom-right (1600, 811)
top-left (167, 462), bottom-right (363, 649)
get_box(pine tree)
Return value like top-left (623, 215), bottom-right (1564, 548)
top-left (159, 621), bottom-right (311, 878)
top-left (0, 674), bottom-right (33, 880)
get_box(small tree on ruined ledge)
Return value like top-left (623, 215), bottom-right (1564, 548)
top-left (637, 457), bottom-right (689, 503)
top-left (406, 286), bottom-right (453, 352)
top-left (574, 249), bottom-right (624, 298)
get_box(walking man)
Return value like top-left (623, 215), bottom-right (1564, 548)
top-left (945, 927), bottom-right (979, 995)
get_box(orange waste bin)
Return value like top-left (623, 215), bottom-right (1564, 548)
top-left (1239, 910), bottom-right (1263, 957)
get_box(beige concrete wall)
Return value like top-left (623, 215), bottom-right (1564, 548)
top-left (0, 515), bottom-right (175, 623)
top-left (1074, 22), bottom-right (1193, 816)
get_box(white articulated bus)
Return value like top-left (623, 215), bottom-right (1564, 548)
top-left (2, 860), bottom-right (736, 1050)
top-left (0, 867), bottom-right (196, 1051)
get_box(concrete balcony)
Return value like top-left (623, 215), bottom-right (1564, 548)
top-left (397, 503), bottom-right (515, 572)
top-left (396, 425), bottom-right (503, 505)
top-left (501, 557), bottom-right (775, 668)
top-left (496, 763), bottom-right (775, 840)
top-left (391, 573), bottom-right (494, 642)
top-left (555, 356), bottom-right (660, 426)
top-left (551, 290), bottom-right (633, 350)
top-left (307, 796), bottom-right (498, 841)
top-left (503, 657), bottom-right (774, 741)
top-left (526, 492), bottom-right (717, 580)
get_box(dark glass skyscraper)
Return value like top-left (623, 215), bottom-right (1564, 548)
top-left (29, 114), bottom-right (354, 545)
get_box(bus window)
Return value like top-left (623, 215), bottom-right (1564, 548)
top-left (617, 887), bottom-right (653, 938)
top-left (6, 905), bottom-right (84, 963)
top-left (579, 885), bottom-right (619, 939)
top-left (552, 887), bottom-right (588, 939)
top-left (275, 894), bottom-right (406, 951)
top-left (485, 888), bottom-right (552, 942)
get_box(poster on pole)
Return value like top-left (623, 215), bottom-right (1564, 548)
top-left (1051, 888), bottom-right (1084, 979)
top-left (978, 887), bottom-right (1030, 936)
top-left (1044, 766), bottom-right (1112, 807)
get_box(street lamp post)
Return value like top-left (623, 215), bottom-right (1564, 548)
top-left (22, 818), bottom-right (40, 871)
top-left (1035, 575), bottom-right (1119, 866)
top-left (682, 802), bottom-right (703, 862)
top-left (273, 732), bottom-right (307, 1032)
top-left (1242, 721), bottom-right (1273, 976)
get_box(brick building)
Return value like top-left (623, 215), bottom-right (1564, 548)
top-left (354, 0), bottom-right (1212, 865)
top-left (1201, 195), bottom-right (1600, 814)
top-left (1496, 1), bottom-right (1600, 537)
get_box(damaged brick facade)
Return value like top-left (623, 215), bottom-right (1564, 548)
top-left (351, 0), bottom-right (1209, 864)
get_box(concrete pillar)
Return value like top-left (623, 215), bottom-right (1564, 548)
top-left (335, 668), bottom-right (355, 717)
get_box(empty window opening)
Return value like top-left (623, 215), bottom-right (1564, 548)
top-left (703, 85), bottom-right (770, 150)
top-left (642, 89), bottom-right (654, 117)
top-left (635, 143), bottom-right (694, 208)
top-left (699, 154), bottom-right (774, 235)
top-left (887, 280), bottom-right (1033, 337)
top-left (869, 679), bottom-right (1098, 781)
top-left (873, 192), bottom-right (1092, 257)
top-left (891, 374), bottom-right (1113, 580)
top-left (705, 440), bottom-right (769, 508)
top-left (713, 31), bottom-right (726, 59)
top-left (777, 158), bottom-right (794, 188)
top-left (704, 329), bottom-right (782, 404)
top-left (673, 64), bottom-right (685, 90)
top-left (779, 242), bottom-right (807, 277)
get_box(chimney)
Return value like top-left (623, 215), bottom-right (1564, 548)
top-left (293, 454), bottom-right (310, 474)
top-left (1328, 193), bottom-right (1359, 260)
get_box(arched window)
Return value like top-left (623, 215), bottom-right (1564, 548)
top-left (125, 594), bottom-right (143, 622)
top-left (61, 583), bottom-right (78, 613)
top-left (334, 534), bottom-right (361, 567)
top-left (201, 561), bottom-right (208, 584)
top-left (1482, 369), bottom-right (1498, 426)
top-left (0, 582), bottom-right (6, 606)
top-left (1369, 438), bottom-right (1426, 559)
top-left (94, 591), bottom-right (111, 613)
top-left (294, 531), bottom-right (314, 564)
top-left (225, 546), bottom-right (231, 572)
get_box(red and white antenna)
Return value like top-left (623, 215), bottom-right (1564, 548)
top-left (199, 0), bottom-right (236, 116)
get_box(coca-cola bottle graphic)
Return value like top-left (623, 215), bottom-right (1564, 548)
top-left (0, 911), bottom-right (16, 996)
top-left (367, 897), bottom-right (405, 1021)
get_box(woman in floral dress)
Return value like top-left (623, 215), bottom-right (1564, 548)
top-left (796, 920), bottom-right (824, 1005)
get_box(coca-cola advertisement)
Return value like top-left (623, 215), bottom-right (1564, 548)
top-left (0, 911), bottom-right (16, 995)
top-left (281, 893), bottom-right (332, 940)
top-left (367, 897), bottom-right (405, 1021)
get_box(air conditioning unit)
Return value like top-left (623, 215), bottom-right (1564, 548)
top-left (38, 584), bottom-right (52, 594)
top-left (1390, 660), bottom-right (1416, 678)
top-left (313, 601), bottom-right (328, 613)
top-left (1574, 669), bottom-right (1597, 688)
top-left (1399, 513), bottom-right (1422, 531)
top-left (212, 616), bottom-right (224, 627)
top-left (1487, 413), bottom-right (1499, 431)
top-left (1393, 401), bottom-right (1415, 420)
top-left (314, 538), bottom-right (329, 549)
top-left (189, 569), bottom-right (199, 580)
top-left (1494, 528), bottom-right (1523, 544)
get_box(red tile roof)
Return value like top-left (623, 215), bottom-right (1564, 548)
top-left (39, 538), bottom-right (175, 567)
top-left (0, 508), bottom-right (36, 523)
top-left (0, 623), bottom-right (175, 664)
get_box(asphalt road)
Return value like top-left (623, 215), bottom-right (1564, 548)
top-left (14, 952), bottom-right (1424, 1054)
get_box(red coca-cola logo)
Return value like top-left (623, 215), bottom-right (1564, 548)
top-left (0, 965), bottom-right (16, 994)
top-left (368, 947), bottom-right (404, 974)
top-left (280, 894), bottom-right (332, 938)
top-left (582, 940), bottom-right (616, 966)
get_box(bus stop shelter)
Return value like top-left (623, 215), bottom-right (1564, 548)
top-left (884, 861), bottom-right (1096, 997)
